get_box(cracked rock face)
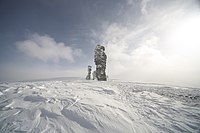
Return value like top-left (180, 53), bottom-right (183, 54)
top-left (94, 44), bottom-right (107, 81)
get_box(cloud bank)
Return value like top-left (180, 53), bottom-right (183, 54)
top-left (98, 0), bottom-right (200, 87)
top-left (0, 63), bottom-right (85, 81)
top-left (16, 33), bottom-right (83, 62)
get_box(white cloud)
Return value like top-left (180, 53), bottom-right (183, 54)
top-left (98, 0), bottom-right (200, 87)
top-left (126, 0), bottom-right (152, 15)
top-left (16, 33), bottom-right (83, 62)
top-left (140, 0), bottom-right (151, 15)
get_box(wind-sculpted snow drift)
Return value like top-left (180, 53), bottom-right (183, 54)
top-left (0, 79), bottom-right (200, 133)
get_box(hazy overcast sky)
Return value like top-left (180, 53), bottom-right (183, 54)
top-left (0, 0), bottom-right (200, 88)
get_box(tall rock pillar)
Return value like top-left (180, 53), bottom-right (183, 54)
top-left (86, 65), bottom-right (92, 80)
top-left (94, 44), bottom-right (107, 81)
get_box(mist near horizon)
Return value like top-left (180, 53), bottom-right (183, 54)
top-left (0, 0), bottom-right (200, 88)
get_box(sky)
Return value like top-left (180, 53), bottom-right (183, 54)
top-left (0, 0), bottom-right (200, 88)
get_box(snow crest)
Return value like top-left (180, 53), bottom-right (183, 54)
top-left (0, 80), bottom-right (200, 132)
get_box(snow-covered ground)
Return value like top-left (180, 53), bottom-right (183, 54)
top-left (0, 79), bottom-right (200, 133)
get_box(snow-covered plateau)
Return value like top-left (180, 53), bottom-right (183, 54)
top-left (0, 79), bottom-right (200, 133)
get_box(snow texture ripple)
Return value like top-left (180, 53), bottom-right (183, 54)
top-left (0, 79), bottom-right (200, 133)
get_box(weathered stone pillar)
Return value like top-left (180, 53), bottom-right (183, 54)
top-left (86, 65), bottom-right (92, 80)
top-left (94, 44), bottom-right (107, 81)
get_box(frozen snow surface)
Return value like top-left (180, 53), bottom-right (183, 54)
top-left (0, 79), bottom-right (200, 133)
